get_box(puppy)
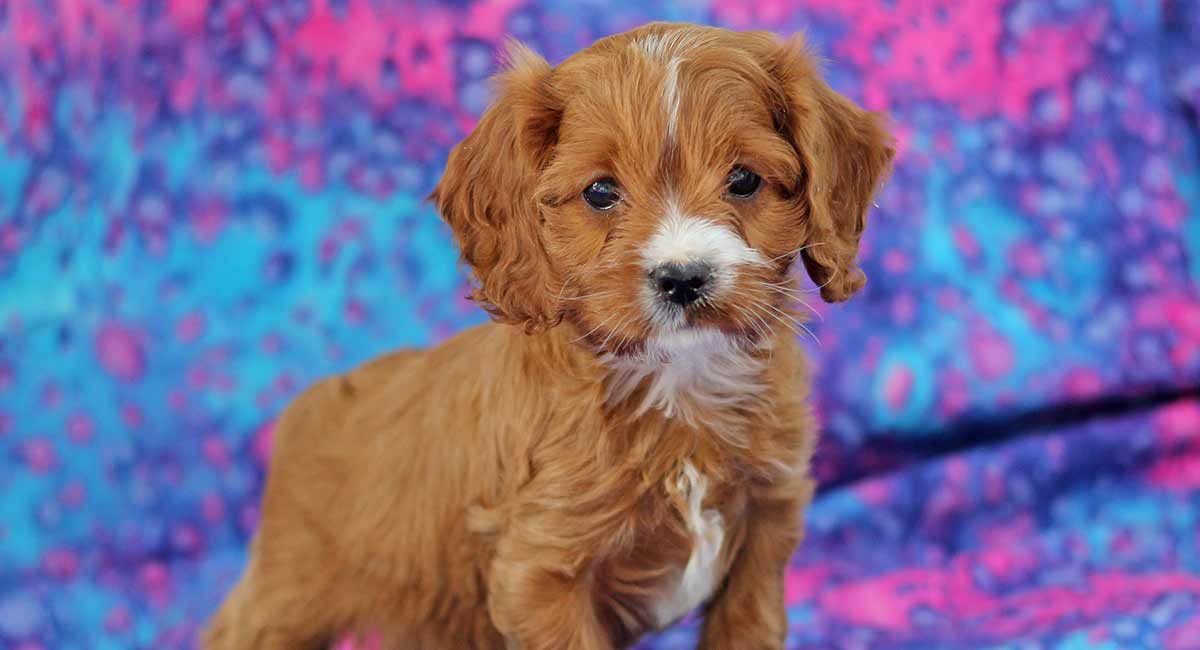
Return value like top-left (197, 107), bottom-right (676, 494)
top-left (204, 22), bottom-right (893, 650)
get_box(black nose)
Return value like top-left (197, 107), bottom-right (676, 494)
top-left (651, 262), bottom-right (712, 307)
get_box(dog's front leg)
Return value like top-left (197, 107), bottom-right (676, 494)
top-left (699, 478), bottom-right (814, 650)
top-left (486, 523), bottom-right (612, 650)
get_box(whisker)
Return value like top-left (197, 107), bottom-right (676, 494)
top-left (757, 297), bottom-right (821, 348)
top-left (573, 311), bottom-right (619, 343)
top-left (763, 241), bottom-right (825, 266)
top-left (560, 290), bottom-right (621, 302)
top-left (742, 295), bottom-right (794, 337)
top-left (599, 313), bottom-right (634, 352)
top-left (762, 284), bottom-right (823, 322)
top-left (737, 297), bottom-right (774, 340)
top-left (733, 301), bottom-right (775, 362)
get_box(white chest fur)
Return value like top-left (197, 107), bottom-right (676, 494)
top-left (652, 461), bottom-right (726, 628)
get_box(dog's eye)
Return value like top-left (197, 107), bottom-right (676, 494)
top-left (582, 178), bottom-right (621, 211)
top-left (726, 167), bottom-right (762, 199)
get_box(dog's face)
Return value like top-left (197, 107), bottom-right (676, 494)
top-left (434, 24), bottom-right (893, 357)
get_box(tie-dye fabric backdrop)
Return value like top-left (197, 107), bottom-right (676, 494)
top-left (2, 1), bottom-right (1199, 648)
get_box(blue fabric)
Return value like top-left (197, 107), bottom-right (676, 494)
top-left (1, 1), bottom-right (1199, 648)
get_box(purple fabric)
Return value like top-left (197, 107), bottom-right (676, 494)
top-left (1, 1), bottom-right (1199, 648)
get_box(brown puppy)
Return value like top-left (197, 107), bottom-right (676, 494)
top-left (204, 22), bottom-right (893, 650)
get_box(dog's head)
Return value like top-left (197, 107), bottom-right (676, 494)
top-left (432, 23), bottom-right (893, 356)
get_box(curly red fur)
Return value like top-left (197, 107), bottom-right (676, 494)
top-left (204, 22), bottom-right (893, 650)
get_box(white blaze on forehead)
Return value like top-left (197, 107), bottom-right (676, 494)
top-left (633, 32), bottom-right (695, 142)
top-left (635, 31), bottom-right (694, 62)
top-left (663, 57), bottom-right (683, 141)
top-left (642, 209), bottom-right (766, 272)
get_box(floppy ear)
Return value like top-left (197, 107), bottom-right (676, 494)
top-left (430, 41), bottom-right (563, 332)
top-left (764, 36), bottom-right (894, 302)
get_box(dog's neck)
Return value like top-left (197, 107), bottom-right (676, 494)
top-left (534, 324), bottom-right (779, 445)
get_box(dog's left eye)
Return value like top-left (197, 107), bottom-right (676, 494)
top-left (726, 167), bottom-right (762, 199)
top-left (583, 178), bottom-right (621, 211)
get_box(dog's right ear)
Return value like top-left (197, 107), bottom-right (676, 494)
top-left (760, 35), bottom-right (894, 303)
top-left (431, 41), bottom-right (563, 332)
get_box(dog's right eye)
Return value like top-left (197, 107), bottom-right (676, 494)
top-left (582, 178), bottom-right (621, 211)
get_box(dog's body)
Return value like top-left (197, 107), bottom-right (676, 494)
top-left (206, 22), bottom-right (892, 650)
top-left (207, 323), bottom-right (813, 648)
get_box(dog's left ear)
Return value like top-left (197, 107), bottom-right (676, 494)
top-left (431, 41), bottom-right (563, 332)
top-left (762, 35), bottom-right (895, 303)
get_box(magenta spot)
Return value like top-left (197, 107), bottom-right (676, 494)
top-left (333, 632), bottom-right (385, 650)
top-left (254, 421), bottom-right (276, 466)
top-left (882, 364), bottom-right (913, 412)
top-left (319, 236), bottom-right (339, 264)
top-left (23, 439), bottom-right (57, 474)
top-left (121, 403), bottom-right (144, 429)
top-left (265, 134), bottom-right (293, 173)
top-left (855, 480), bottom-right (892, 506)
top-left (0, 362), bottom-right (13, 391)
top-left (818, 569), bottom-right (964, 631)
top-left (1009, 240), bottom-right (1045, 276)
top-left (171, 524), bottom-right (202, 555)
top-left (1155, 401), bottom-right (1200, 444)
top-left (94, 323), bottom-right (146, 381)
top-left (37, 381), bottom-right (61, 408)
top-left (175, 312), bottom-right (205, 343)
top-left (1147, 455), bottom-right (1200, 492)
top-left (66, 413), bottom-right (94, 444)
top-left (461, 0), bottom-right (526, 40)
top-left (1165, 615), bottom-right (1200, 650)
top-left (299, 154), bottom-right (325, 191)
top-left (1109, 529), bottom-right (1136, 556)
top-left (138, 561), bottom-right (171, 594)
top-left (166, 0), bottom-right (206, 31)
top-left (882, 250), bottom-right (911, 274)
top-left (213, 373), bottom-right (236, 392)
top-left (935, 287), bottom-right (963, 311)
top-left (239, 503), bottom-right (260, 532)
top-left (0, 223), bottom-right (23, 253)
top-left (201, 493), bottom-right (226, 523)
top-left (189, 200), bottom-right (227, 243)
top-left (104, 604), bottom-right (132, 634)
top-left (186, 366), bottom-right (208, 389)
top-left (261, 333), bottom-right (283, 354)
top-left (167, 59), bottom-right (198, 109)
top-left (1164, 299), bottom-right (1200, 362)
top-left (970, 333), bottom-right (1014, 379)
top-left (1062, 368), bottom-right (1104, 399)
top-left (975, 545), bottom-right (1036, 581)
top-left (937, 369), bottom-right (970, 418)
top-left (202, 436), bottom-right (231, 469)
top-left (785, 566), bottom-right (830, 606)
top-left (59, 481), bottom-right (86, 508)
top-left (345, 298), bottom-right (368, 325)
top-left (274, 373), bottom-right (297, 395)
top-left (890, 294), bottom-right (916, 324)
top-left (951, 226), bottom-right (981, 258)
top-left (42, 548), bottom-right (80, 579)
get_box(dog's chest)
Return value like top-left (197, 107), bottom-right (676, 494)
top-left (650, 461), bottom-right (727, 629)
